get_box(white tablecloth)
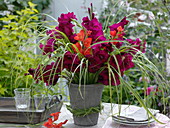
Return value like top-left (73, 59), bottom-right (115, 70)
top-left (56, 103), bottom-right (170, 128)
top-left (1, 103), bottom-right (170, 128)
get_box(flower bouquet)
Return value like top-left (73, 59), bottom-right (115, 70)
top-left (27, 4), bottom-right (163, 126)
top-left (29, 4), bottom-right (145, 86)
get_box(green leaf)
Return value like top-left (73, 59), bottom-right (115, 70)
top-left (28, 2), bottom-right (37, 8)
top-left (0, 68), bottom-right (9, 71)
top-left (0, 84), bottom-right (6, 95)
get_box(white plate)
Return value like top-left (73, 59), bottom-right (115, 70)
top-left (112, 116), bottom-right (155, 126)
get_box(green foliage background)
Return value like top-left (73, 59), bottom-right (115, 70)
top-left (0, 2), bottom-right (42, 97)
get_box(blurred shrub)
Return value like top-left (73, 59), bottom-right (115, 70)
top-left (0, 0), bottom-right (52, 29)
top-left (0, 2), bottom-right (42, 97)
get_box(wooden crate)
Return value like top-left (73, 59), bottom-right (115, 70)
top-left (0, 96), bottom-right (63, 124)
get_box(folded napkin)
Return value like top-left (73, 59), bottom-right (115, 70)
top-left (113, 105), bottom-right (159, 122)
top-left (123, 107), bottom-right (159, 121)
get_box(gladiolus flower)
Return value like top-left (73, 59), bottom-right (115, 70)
top-left (73, 30), bottom-right (92, 55)
top-left (43, 118), bottom-right (53, 128)
top-left (43, 112), bottom-right (68, 128)
top-left (110, 30), bottom-right (117, 37)
top-left (39, 38), bottom-right (56, 56)
top-left (117, 26), bottom-right (124, 32)
top-left (50, 112), bottom-right (60, 121)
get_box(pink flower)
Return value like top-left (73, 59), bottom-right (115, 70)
top-left (145, 86), bottom-right (158, 95)
top-left (56, 12), bottom-right (77, 43)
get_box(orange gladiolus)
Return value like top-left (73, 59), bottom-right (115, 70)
top-left (87, 30), bottom-right (92, 36)
top-left (83, 48), bottom-right (91, 55)
top-left (110, 30), bottom-right (117, 37)
top-left (74, 30), bottom-right (85, 41)
top-left (72, 42), bottom-right (83, 54)
top-left (117, 26), bottom-right (124, 32)
top-left (54, 120), bottom-right (68, 128)
top-left (73, 29), bottom-right (92, 55)
top-left (84, 38), bottom-right (92, 47)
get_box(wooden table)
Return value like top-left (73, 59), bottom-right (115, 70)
top-left (1, 103), bottom-right (170, 128)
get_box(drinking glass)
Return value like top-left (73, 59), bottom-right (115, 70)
top-left (14, 88), bottom-right (31, 110)
top-left (34, 94), bottom-right (48, 110)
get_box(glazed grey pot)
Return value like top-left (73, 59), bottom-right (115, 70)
top-left (68, 83), bottom-right (104, 126)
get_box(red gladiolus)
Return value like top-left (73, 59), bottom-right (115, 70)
top-left (73, 29), bottom-right (92, 55)
top-left (44, 118), bottom-right (53, 128)
top-left (74, 30), bottom-right (85, 41)
top-left (50, 112), bottom-right (60, 121)
top-left (110, 30), bottom-right (117, 37)
top-left (53, 120), bottom-right (68, 128)
top-left (72, 42), bottom-right (83, 54)
top-left (109, 17), bottom-right (129, 32)
top-left (84, 38), bottom-right (92, 48)
top-left (43, 112), bottom-right (68, 128)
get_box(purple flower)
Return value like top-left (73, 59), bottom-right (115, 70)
top-left (58, 12), bottom-right (77, 23)
top-left (63, 51), bottom-right (81, 72)
top-left (86, 53), bottom-right (104, 73)
top-left (45, 12), bottom-right (77, 44)
top-left (119, 53), bottom-right (135, 72)
top-left (109, 53), bottom-right (134, 74)
top-left (46, 30), bottom-right (58, 37)
top-left (109, 54), bottom-right (123, 70)
top-left (109, 17), bottom-right (129, 32)
top-left (86, 43), bottom-right (112, 73)
top-left (98, 68), bottom-right (120, 86)
top-left (39, 38), bottom-right (56, 56)
top-left (82, 15), bottom-right (106, 43)
top-left (56, 12), bottom-right (77, 43)
top-left (127, 38), bottom-right (146, 54)
top-left (42, 62), bottom-right (61, 86)
top-left (100, 43), bottom-right (114, 53)
top-left (28, 62), bottom-right (61, 86)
